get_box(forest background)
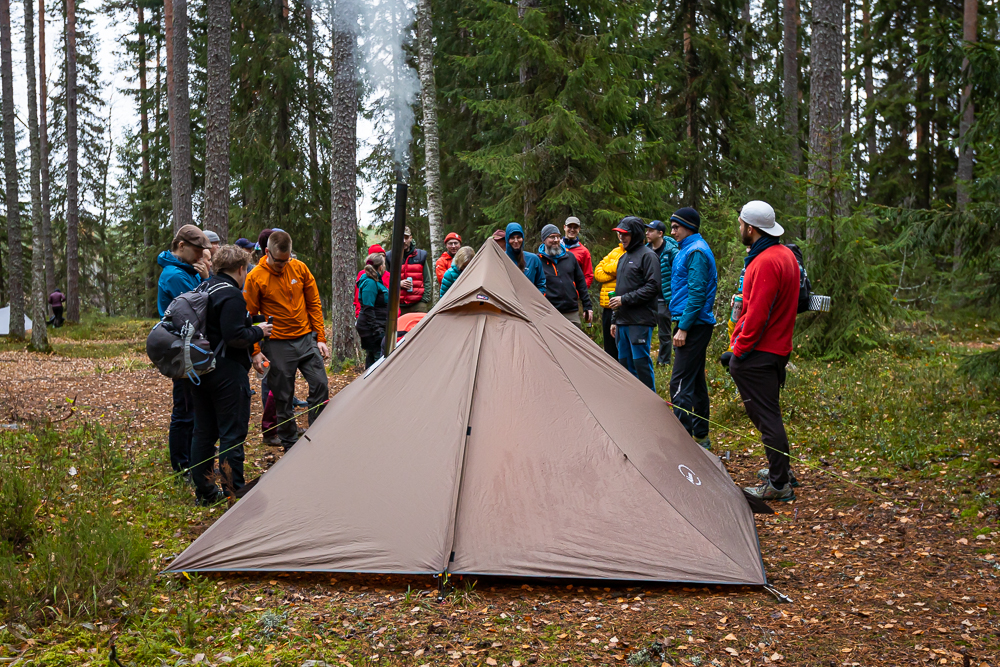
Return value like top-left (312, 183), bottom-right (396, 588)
top-left (0, 0), bottom-right (997, 368)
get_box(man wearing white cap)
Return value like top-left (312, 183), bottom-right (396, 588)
top-left (726, 200), bottom-right (801, 502)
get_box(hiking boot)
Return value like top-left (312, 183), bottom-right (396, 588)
top-left (744, 481), bottom-right (796, 502)
top-left (695, 436), bottom-right (711, 450)
top-left (196, 488), bottom-right (227, 507)
top-left (262, 433), bottom-right (281, 446)
top-left (297, 425), bottom-right (307, 436)
top-left (293, 397), bottom-right (308, 408)
top-left (756, 468), bottom-right (800, 488)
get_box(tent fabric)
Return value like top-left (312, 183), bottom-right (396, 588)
top-left (167, 240), bottom-right (766, 585)
top-left (0, 306), bottom-right (32, 336)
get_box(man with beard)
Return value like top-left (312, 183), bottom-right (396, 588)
top-left (725, 201), bottom-right (801, 502)
top-left (608, 216), bottom-right (660, 391)
top-left (537, 224), bottom-right (593, 326)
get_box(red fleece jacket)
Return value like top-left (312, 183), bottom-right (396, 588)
top-left (730, 244), bottom-right (799, 358)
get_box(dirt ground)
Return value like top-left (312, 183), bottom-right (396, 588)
top-left (1, 347), bottom-right (997, 666)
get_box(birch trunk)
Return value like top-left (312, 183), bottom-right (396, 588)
top-left (862, 0), bottom-right (874, 172)
top-left (806, 0), bottom-right (843, 229)
top-left (0, 0), bottom-right (23, 337)
top-left (39, 0), bottom-right (55, 297)
top-left (66, 0), bottom-right (80, 322)
top-left (204, 0), bottom-right (230, 239)
top-left (417, 0), bottom-right (443, 290)
top-left (329, 2), bottom-right (358, 361)
top-left (24, 0), bottom-right (49, 350)
top-left (170, 0), bottom-right (193, 230)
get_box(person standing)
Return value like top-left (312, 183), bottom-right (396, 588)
top-left (204, 230), bottom-right (222, 256)
top-left (157, 225), bottom-right (213, 474)
top-left (725, 201), bottom-right (801, 502)
top-left (47, 288), bottom-right (66, 327)
top-left (607, 216), bottom-right (660, 391)
top-left (439, 246), bottom-right (475, 298)
top-left (435, 232), bottom-right (462, 285)
top-left (243, 230), bottom-right (330, 451)
top-left (354, 244), bottom-right (390, 318)
top-left (537, 225), bottom-right (593, 327)
top-left (561, 217), bottom-right (593, 288)
top-left (504, 223), bottom-right (546, 293)
top-left (645, 220), bottom-right (679, 366)
top-left (393, 227), bottom-right (432, 315)
top-left (189, 245), bottom-right (273, 505)
top-left (668, 207), bottom-right (718, 449)
top-left (594, 242), bottom-right (625, 358)
top-left (356, 252), bottom-right (390, 369)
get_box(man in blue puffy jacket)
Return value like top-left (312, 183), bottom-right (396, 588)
top-left (504, 222), bottom-right (546, 293)
top-left (156, 225), bottom-right (212, 475)
top-left (667, 208), bottom-right (718, 449)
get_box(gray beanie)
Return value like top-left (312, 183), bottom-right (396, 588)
top-left (540, 223), bottom-right (560, 240)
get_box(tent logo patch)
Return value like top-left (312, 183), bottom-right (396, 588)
top-left (476, 294), bottom-right (489, 301)
top-left (677, 465), bottom-right (701, 486)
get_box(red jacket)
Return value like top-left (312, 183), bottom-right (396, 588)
top-left (730, 244), bottom-right (799, 358)
top-left (564, 241), bottom-right (594, 287)
top-left (354, 269), bottom-right (391, 318)
top-left (434, 251), bottom-right (454, 284)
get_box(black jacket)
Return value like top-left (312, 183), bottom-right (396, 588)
top-left (537, 245), bottom-right (593, 313)
top-left (204, 274), bottom-right (265, 371)
top-left (612, 217), bottom-right (661, 327)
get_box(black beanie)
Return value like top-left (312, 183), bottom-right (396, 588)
top-left (670, 207), bottom-right (701, 232)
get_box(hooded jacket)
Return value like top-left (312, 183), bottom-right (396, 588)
top-left (654, 236), bottom-right (680, 303)
top-left (434, 251), bottom-right (455, 284)
top-left (156, 250), bottom-right (205, 317)
top-left (356, 272), bottom-right (390, 341)
top-left (612, 217), bottom-right (660, 327)
top-left (537, 243), bottom-right (593, 313)
top-left (594, 244), bottom-right (625, 308)
top-left (562, 237), bottom-right (594, 287)
top-left (202, 273), bottom-right (265, 371)
top-left (439, 264), bottom-right (463, 298)
top-left (243, 255), bottom-right (326, 343)
top-left (504, 223), bottom-right (546, 293)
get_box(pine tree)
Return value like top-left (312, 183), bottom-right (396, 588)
top-left (204, 0), bottom-right (230, 239)
top-left (39, 0), bottom-right (55, 297)
top-left (1, 0), bottom-right (24, 338)
top-left (168, 0), bottom-right (193, 230)
top-left (24, 0), bottom-right (50, 350)
top-left (66, 0), bottom-right (80, 321)
top-left (806, 0), bottom-right (843, 227)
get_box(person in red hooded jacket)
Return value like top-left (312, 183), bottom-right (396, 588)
top-left (724, 200), bottom-right (800, 503)
top-left (354, 244), bottom-right (391, 318)
top-left (435, 232), bottom-right (462, 284)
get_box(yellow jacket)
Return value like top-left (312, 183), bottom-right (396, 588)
top-left (594, 244), bottom-right (625, 308)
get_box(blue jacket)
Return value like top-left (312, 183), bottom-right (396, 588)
top-left (439, 265), bottom-right (463, 298)
top-left (504, 222), bottom-right (546, 293)
top-left (669, 233), bottom-right (718, 330)
top-left (157, 250), bottom-right (204, 317)
top-left (649, 237), bottom-right (680, 303)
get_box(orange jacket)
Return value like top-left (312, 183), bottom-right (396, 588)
top-left (244, 255), bottom-right (326, 344)
top-left (434, 251), bottom-right (455, 284)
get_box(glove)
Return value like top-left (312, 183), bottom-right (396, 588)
top-left (719, 351), bottom-right (733, 374)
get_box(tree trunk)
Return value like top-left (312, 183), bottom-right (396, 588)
top-left (806, 0), bottom-right (843, 227)
top-left (24, 0), bottom-right (49, 350)
top-left (0, 0), bottom-right (23, 338)
top-left (956, 0), bottom-right (976, 212)
top-left (170, 0), bottom-right (193, 231)
top-left (39, 0), bottom-right (54, 298)
top-left (66, 0), bottom-right (80, 322)
top-left (914, 0), bottom-right (930, 209)
top-left (683, 0), bottom-right (699, 205)
top-left (862, 0), bottom-right (874, 173)
top-left (417, 0), bottom-right (443, 294)
top-left (204, 0), bottom-right (230, 239)
top-left (139, 2), bottom-right (155, 317)
top-left (329, 3), bottom-right (358, 362)
top-left (783, 0), bottom-right (800, 177)
top-left (99, 116), bottom-right (113, 314)
top-left (165, 0), bottom-right (176, 183)
top-left (519, 0), bottom-right (538, 224)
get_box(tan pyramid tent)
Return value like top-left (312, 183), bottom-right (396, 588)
top-left (167, 240), bottom-right (766, 585)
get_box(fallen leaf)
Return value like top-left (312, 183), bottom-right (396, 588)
top-left (724, 634), bottom-right (738, 641)
top-left (770, 653), bottom-right (783, 661)
top-left (725, 647), bottom-right (739, 656)
top-left (486, 659), bottom-right (498, 666)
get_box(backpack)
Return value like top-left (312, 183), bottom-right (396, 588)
top-left (783, 243), bottom-right (812, 314)
top-left (146, 281), bottom-right (233, 383)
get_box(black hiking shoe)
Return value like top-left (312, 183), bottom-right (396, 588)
top-left (196, 488), bottom-right (227, 507)
top-left (743, 481), bottom-right (796, 502)
top-left (756, 468), bottom-right (800, 488)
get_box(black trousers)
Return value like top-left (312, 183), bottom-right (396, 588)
top-left (262, 334), bottom-right (329, 447)
top-left (729, 350), bottom-right (791, 488)
top-left (190, 357), bottom-right (251, 500)
top-left (169, 378), bottom-right (194, 472)
top-left (360, 335), bottom-right (382, 369)
top-left (601, 307), bottom-right (617, 358)
top-left (669, 323), bottom-right (713, 440)
top-left (655, 299), bottom-right (672, 365)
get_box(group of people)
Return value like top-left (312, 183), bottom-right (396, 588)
top-left (157, 225), bottom-right (329, 505)
top-left (158, 199), bottom-right (800, 505)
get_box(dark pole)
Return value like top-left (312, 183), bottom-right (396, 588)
top-left (383, 181), bottom-right (407, 357)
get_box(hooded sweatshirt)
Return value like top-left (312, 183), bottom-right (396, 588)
top-left (504, 223), bottom-right (546, 293)
top-left (611, 217), bottom-right (660, 327)
top-left (562, 237), bottom-right (594, 287)
top-left (537, 243), bottom-right (592, 313)
top-left (156, 250), bottom-right (205, 317)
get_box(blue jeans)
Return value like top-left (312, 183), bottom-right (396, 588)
top-left (616, 325), bottom-right (656, 391)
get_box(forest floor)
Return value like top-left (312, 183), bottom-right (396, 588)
top-left (0, 314), bottom-right (999, 667)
